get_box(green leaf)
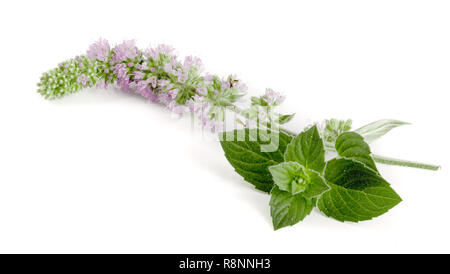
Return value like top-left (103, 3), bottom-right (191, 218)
top-left (269, 162), bottom-right (329, 197)
top-left (355, 119), bottom-right (409, 143)
top-left (251, 96), bottom-right (267, 106)
top-left (278, 113), bottom-right (295, 124)
top-left (335, 132), bottom-right (377, 171)
top-left (284, 125), bottom-right (325, 173)
top-left (270, 186), bottom-right (316, 230)
top-left (219, 129), bottom-right (292, 193)
top-left (302, 170), bottom-right (329, 199)
top-left (268, 162), bottom-right (305, 194)
top-left (318, 158), bottom-right (402, 222)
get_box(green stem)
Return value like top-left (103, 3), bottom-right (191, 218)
top-left (372, 154), bottom-right (440, 171)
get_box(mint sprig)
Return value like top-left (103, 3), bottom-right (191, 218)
top-left (221, 125), bottom-right (405, 229)
top-left (355, 119), bottom-right (410, 143)
top-left (37, 40), bottom-right (439, 231)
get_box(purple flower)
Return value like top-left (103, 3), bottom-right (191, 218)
top-left (183, 56), bottom-right (203, 71)
top-left (168, 88), bottom-right (178, 99)
top-left (96, 79), bottom-right (108, 89)
top-left (76, 74), bottom-right (89, 86)
top-left (263, 88), bottom-right (285, 105)
top-left (201, 112), bottom-right (222, 132)
top-left (149, 76), bottom-right (158, 89)
top-left (157, 93), bottom-right (187, 115)
top-left (133, 71), bottom-right (145, 80)
top-left (113, 63), bottom-right (128, 79)
top-left (196, 87), bottom-right (208, 96)
top-left (158, 92), bottom-right (173, 106)
top-left (135, 79), bottom-right (149, 93)
top-left (158, 79), bottom-right (170, 88)
top-left (136, 86), bottom-right (158, 102)
top-left (187, 96), bottom-right (202, 110)
top-left (117, 77), bottom-right (131, 92)
top-left (235, 82), bottom-right (248, 93)
top-left (227, 74), bottom-right (247, 92)
top-left (145, 44), bottom-right (175, 59)
top-left (163, 63), bottom-right (175, 74)
top-left (112, 40), bottom-right (139, 62)
top-left (177, 73), bottom-right (188, 83)
top-left (87, 38), bottom-right (110, 62)
top-left (203, 74), bottom-right (214, 85)
top-left (147, 91), bottom-right (159, 102)
top-left (138, 63), bottom-right (148, 70)
top-left (221, 80), bottom-right (231, 89)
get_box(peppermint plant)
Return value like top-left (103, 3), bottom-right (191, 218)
top-left (37, 39), bottom-right (440, 230)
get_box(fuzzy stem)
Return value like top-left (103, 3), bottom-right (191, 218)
top-left (372, 154), bottom-right (440, 171)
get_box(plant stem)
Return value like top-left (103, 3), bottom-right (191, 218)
top-left (372, 154), bottom-right (440, 171)
top-left (227, 106), bottom-right (440, 171)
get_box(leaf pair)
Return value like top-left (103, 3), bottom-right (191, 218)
top-left (269, 162), bottom-right (327, 198)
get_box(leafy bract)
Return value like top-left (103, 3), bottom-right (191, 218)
top-left (219, 129), bottom-right (292, 193)
top-left (278, 113), bottom-right (295, 124)
top-left (268, 162), bottom-right (304, 194)
top-left (355, 119), bottom-right (409, 143)
top-left (269, 162), bottom-right (329, 198)
top-left (303, 171), bottom-right (329, 199)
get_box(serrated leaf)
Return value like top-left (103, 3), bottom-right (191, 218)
top-left (284, 125), bottom-right (325, 173)
top-left (270, 186), bottom-right (316, 230)
top-left (335, 132), bottom-right (377, 171)
top-left (278, 113), bottom-right (295, 124)
top-left (355, 119), bottom-right (409, 143)
top-left (318, 158), bottom-right (402, 222)
top-left (219, 129), bottom-right (292, 193)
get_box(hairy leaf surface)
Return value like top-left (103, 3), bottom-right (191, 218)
top-left (270, 186), bottom-right (316, 230)
top-left (284, 125), bottom-right (325, 173)
top-left (220, 129), bottom-right (292, 192)
top-left (318, 158), bottom-right (402, 222)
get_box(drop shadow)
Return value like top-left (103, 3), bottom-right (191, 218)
top-left (46, 87), bottom-right (273, 226)
top-left (188, 141), bottom-right (272, 225)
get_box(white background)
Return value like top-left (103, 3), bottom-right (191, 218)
top-left (0, 0), bottom-right (449, 253)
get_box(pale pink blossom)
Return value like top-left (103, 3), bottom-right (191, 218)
top-left (87, 38), bottom-right (110, 62)
top-left (113, 40), bottom-right (139, 61)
